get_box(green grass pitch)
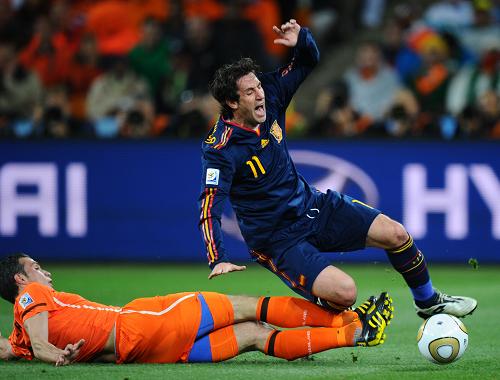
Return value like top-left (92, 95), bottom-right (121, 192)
top-left (1, 262), bottom-right (499, 379)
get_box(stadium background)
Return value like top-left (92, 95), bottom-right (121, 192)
top-left (1, 0), bottom-right (500, 378)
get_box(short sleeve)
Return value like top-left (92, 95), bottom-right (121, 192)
top-left (15, 283), bottom-right (58, 323)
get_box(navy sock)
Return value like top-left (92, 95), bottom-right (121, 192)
top-left (385, 235), bottom-right (436, 302)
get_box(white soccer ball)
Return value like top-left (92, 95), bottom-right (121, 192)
top-left (417, 314), bottom-right (468, 364)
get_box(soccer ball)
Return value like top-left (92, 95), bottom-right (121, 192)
top-left (417, 314), bottom-right (468, 364)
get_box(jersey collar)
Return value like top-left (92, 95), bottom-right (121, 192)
top-left (222, 117), bottom-right (260, 136)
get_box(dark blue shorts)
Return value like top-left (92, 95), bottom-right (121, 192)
top-left (250, 190), bottom-right (381, 301)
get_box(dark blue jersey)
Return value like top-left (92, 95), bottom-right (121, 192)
top-left (198, 28), bottom-right (320, 268)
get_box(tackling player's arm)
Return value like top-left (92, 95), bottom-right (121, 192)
top-left (198, 147), bottom-right (246, 279)
top-left (24, 311), bottom-right (84, 366)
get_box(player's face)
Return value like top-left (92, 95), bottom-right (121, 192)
top-left (19, 257), bottom-right (53, 288)
top-left (233, 72), bottom-right (266, 127)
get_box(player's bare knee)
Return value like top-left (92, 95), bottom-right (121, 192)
top-left (388, 220), bottom-right (409, 248)
top-left (234, 321), bottom-right (272, 352)
top-left (227, 295), bottom-right (260, 322)
top-left (337, 276), bottom-right (357, 307)
top-left (313, 266), bottom-right (357, 307)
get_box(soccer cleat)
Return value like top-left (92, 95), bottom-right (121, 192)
top-left (355, 292), bottom-right (394, 325)
top-left (414, 289), bottom-right (477, 319)
top-left (354, 296), bottom-right (376, 319)
top-left (355, 292), bottom-right (394, 347)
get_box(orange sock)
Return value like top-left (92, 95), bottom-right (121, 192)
top-left (256, 296), bottom-right (358, 328)
top-left (264, 321), bottom-right (362, 361)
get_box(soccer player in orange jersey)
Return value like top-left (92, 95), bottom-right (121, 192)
top-left (0, 254), bottom-right (393, 365)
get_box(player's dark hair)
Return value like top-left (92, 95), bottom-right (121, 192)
top-left (209, 57), bottom-right (260, 119)
top-left (0, 253), bottom-right (28, 304)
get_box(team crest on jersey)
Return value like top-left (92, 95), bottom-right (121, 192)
top-left (270, 120), bottom-right (282, 143)
top-left (19, 292), bottom-right (34, 310)
top-left (205, 123), bottom-right (218, 144)
top-left (261, 139), bottom-right (269, 148)
top-left (206, 168), bottom-right (220, 185)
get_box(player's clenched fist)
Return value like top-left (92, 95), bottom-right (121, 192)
top-left (208, 262), bottom-right (247, 279)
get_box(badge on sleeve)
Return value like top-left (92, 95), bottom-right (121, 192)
top-left (19, 293), bottom-right (34, 310)
top-left (206, 168), bottom-right (220, 185)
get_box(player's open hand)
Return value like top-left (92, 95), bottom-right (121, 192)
top-left (55, 339), bottom-right (85, 366)
top-left (273, 19), bottom-right (301, 47)
top-left (208, 262), bottom-right (246, 279)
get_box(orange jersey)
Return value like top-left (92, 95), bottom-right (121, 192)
top-left (9, 283), bottom-right (120, 362)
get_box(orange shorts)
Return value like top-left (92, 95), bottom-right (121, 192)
top-left (115, 291), bottom-right (236, 363)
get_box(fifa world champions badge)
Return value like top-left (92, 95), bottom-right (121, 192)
top-left (270, 120), bottom-right (282, 143)
top-left (19, 293), bottom-right (34, 310)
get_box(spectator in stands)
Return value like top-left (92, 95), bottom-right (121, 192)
top-left (310, 80), bottom-right (372, 137)
top-left (240, 0), bottom-right (285, 61)
top-left (446, 48), bottom-right (500, 116)
top-left (66, 33), bottom-right (102, 121)
top-left (86, 55), bottom-right (151, 138)
top-left (407, 32), bottom-right (453, 136)
top-left (381, 18), bottom-right (422, 82)
top-left (424, 0), bottom-right (474, 31)
top-left (1, 0), bottom-right (49, 49)
top-left (0, 38), bottom-right (43, 138)
top-left (456, 0), bottom-right (500, 59)
top-left (129, 17), bottom-right (172, 100)
top-left (120, 107), bottom-right (154, 138)
top-left (454, 90), bottom-right (500, 139)
top-left (18, 15), bottom-right (73, 88)
top-left (343, 41), bottom-right (402, 126)
top-left (211, 1), bottom-right (273, 72)
top-left (478, 90), bottom-right (500, 137)
top-left (34, 85), bottom-right (85, 138)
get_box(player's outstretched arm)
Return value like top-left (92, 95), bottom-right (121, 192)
top-left (208, 262), bottom-right (247, 280)
top-left (24, 311), bottom-right (84, 366)
top-left (273, 19), bottom-right (301, 47)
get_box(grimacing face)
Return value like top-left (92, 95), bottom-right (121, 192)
top-left (18, 257), bottom-right (53, 289)
top-left (230, 72), bottom-right (266, 127)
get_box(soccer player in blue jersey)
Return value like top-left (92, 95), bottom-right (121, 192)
top-left (198, 19), bottom-right (477, 319)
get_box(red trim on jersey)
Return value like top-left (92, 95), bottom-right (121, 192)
top-left (207, 188), bottom-right (218, 261)
top-left (214, 127), bottom-right (233, 150)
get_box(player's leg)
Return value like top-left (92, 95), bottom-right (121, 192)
top-left (202, 291), bottom-right (358, 329)
top-left (187, 320), bottom-right (364, 362)
top-left (366, 214), bottom-right (477, 318)
top-left (251, 242), bottom-right (359, 312)
top-left (191, 293), bottom-right (394, 363)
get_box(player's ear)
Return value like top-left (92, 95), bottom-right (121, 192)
top-left (226, 99), bottom-right (238, 111)
top-left (14, 272), bottom-right (28, 286)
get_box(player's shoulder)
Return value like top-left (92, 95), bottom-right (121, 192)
top-left (15, 283), bottom-right (53, 310)
top-left (202, 118), bottom-right (238, 153)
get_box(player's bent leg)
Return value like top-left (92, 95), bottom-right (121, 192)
top-left (255, 295), bottom-right (359, 328)
top-left (226, 294), bottom-right (358, 328)
top-left (365, 214), bottom-right (408, 249)
top-left (311, 265), bottom-right (357, 310)
top-left (225, 295), bottom-right (260, 322)
top-left (365, 214), bottom-right (477, 319)
top-left (260, 320), bottom-right (391, 361)
top-left (366, 214), bottom-right (436, 304)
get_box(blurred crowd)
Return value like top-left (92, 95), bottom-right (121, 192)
top-left (311, 0), bottom-right (500, 139)
top-left (0, 0), bottom-right (499, 140)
